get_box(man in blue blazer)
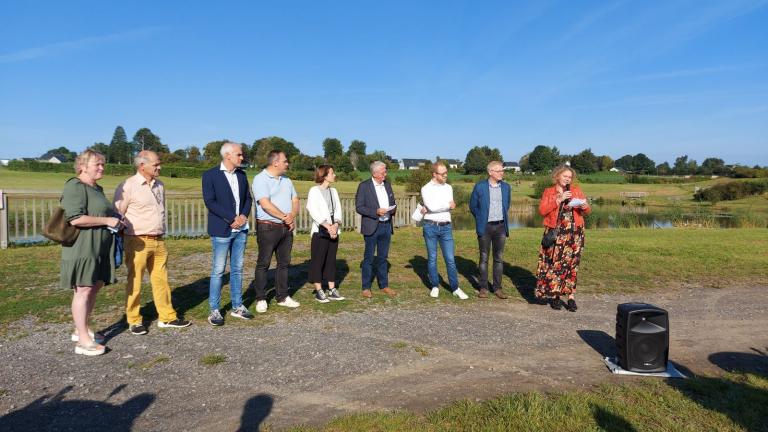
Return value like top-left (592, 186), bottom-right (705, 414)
top-left (355, 160), bottom-right (397, 298)
top-left (202, 142), bottom-right (254, 325)
top-left (469, 160), bottom-right (511, 299)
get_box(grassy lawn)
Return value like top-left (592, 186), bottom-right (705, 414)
top-left (0, 228), bottom-right (765, 328)
top-left (285, 371), bottom-right (768, 431)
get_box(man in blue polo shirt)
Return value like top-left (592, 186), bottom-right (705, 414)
top-left (469, 160), bottom-right (511, 299)
top-left (251, 150), bottom-right (300, 313)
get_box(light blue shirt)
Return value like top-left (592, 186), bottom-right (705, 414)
top-left (252, 169), bottom-right (297, 223)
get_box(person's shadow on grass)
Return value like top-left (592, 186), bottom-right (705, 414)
top-left (406, 255), bottom-right (452, 295)
top-left (0, 385), bottom-right (154, 431)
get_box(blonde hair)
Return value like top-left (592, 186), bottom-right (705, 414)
top-left (74, 149), bottom-right (105, 174)
top-left (551, 164), bottom-right (576, 184)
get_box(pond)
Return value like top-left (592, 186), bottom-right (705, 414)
top-left (449, 205), bottom-right (766, 230)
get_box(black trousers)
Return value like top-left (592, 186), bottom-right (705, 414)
top-left (308, 233), bottom-right (339, 284)
top-left (254, 223), bottom-right (293, 302)
top-left (478, 222), bottom-right (506, 291)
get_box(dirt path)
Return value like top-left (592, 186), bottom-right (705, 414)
top-left (1, 285), bottom-right (766, 431)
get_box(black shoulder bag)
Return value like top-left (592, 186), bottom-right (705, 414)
top-left (317, 189), bottom-right (335, 239)
top-left (541, 201), bottom-right (564, 248)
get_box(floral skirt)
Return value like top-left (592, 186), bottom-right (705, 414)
top-left (535, 225), bottom-right (585, 298)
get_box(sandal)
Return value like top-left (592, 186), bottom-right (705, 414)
top-left (71, 329), bottom-right (105, 344)
top-left (74, 342), bottom-right (106, 356)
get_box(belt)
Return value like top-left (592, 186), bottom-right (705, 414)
top-left (128, 234), bottom-right (163, 239)
top-left (424, 220), bottom-right (451, 226)
top-left (257, 220), bottom-right (286, 227)
top-left (378, 219), bottom-right (391, 224)
top-left (487, 220), bottom-right (504, 225)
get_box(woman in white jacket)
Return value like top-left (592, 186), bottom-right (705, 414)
top-left (306, 165), bottom-right (345, 302)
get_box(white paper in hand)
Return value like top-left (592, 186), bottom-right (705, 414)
top-left (411, 204), bottom-right (424, 222)
top-left (568, 198), bottom-right (586, 208)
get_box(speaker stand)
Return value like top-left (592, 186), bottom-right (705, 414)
top-left (603, 357), bottom-right (687, 378)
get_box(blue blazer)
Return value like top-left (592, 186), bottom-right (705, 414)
top-left (202, 166), bottom-right (253, 237)
top-left (355, 178), bottom-right (396, 236)
top-left (469, 179), bottom-right (512, 237)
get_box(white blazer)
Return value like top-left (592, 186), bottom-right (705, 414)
top-left (306, 185), bottom-right (343, 236)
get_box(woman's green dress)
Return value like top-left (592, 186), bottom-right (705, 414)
top-left (59, 178), bottom-right (117, 289)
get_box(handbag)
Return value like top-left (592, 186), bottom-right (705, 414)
top-left (43, 180), bottom-right (87, 246)
top-left (316, 188), bottom-right (336, 239)
top-left (541, 200), bottom-right (564, 248)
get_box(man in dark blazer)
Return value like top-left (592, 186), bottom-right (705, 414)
top-left (469, 160), bottom-right (511, 299)
top-left (201, 142), bottom-right (254, 325)
top-left (355, 160), bottom-right (397, 298)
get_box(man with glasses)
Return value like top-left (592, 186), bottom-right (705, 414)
top-left (420, 162), bottom-right (468, 299)
top-left (202, 142), bottom-right (253, 326)
top-left (469, 161), bottom-right (511, 299)
top-left (114, 150), bottom-right (191, 334)
top-left (251, 150), bottom-right (300, 313)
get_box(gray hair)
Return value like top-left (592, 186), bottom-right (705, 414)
top-left (134, 150), bottom-right (157, 168)
top-left (220, 142), bottom-right (241, 158)
top-left (369, 160), bottom-right (386, 174)
top-left (487, 160), bottom-right (503, 171)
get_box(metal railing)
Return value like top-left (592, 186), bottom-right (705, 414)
top-left (0, 190), bottom-right (420, 247)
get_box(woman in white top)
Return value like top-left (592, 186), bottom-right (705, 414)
top-left (306, 165), bottom-right (345, 302)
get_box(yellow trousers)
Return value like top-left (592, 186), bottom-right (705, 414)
top-left (124, 235), bottom-right (178, 325)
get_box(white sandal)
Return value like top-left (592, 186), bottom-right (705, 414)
top-left (74, 342), bottom-right (106, 356)
top-left (71, 329), bottom-right (105, 344)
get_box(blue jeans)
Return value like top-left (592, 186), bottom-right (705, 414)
top-left (423, 222), bottom-right (459, 291)
top-left (361, 222), bottom-right (391, 289)
top-left (209, 229), bottom-right (248, 311)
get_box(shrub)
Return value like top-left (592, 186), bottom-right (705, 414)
top-left (694, 179), bottom-right (768, 203)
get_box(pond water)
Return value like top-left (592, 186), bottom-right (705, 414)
top-left (449, 205), bottom-right (764, 230)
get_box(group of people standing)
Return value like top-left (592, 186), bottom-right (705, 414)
top-left (58, 143), bottom-right (590, 357)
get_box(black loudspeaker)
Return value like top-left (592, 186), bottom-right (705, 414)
top-left (615, 303), bottom-right (669, 372)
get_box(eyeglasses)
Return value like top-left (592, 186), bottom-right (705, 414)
top-left (435, 171), bottom-right (448, 176)
top-left (489, 169), bottom-right (503, 173)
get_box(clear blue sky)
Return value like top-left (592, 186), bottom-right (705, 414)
top-left (2, 0), bottom-right (767, 166)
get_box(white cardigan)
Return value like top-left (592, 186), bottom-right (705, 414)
top-left (306, 185), bottom-right (343, 236)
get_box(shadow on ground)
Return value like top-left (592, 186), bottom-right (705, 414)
top-left (239, 393), bottom-right (274, 432)
top-left (0, 385), bottom-right (154, 432)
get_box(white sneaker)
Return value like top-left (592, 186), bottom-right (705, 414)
top-left (452, 288), bottom-right (469, 300)
top-left (255, 300), bottom-right (268, 313)
top-left (429, 287), bottom-right (439, 298)
top-left (277, 296), bottom-right (300, 308)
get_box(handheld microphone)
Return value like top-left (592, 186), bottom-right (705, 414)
top-left (563, 183), bottom-right (571, 205)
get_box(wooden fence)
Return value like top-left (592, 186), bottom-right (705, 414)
top-left (0, 191), bottom-right (420, 247)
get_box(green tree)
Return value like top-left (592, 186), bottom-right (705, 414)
top-left (90, 142), bottom-right (110, 156)
top-left (614, 154), bottom-right (634, 172)
top-left (596, 155), bottom-right (614, 171)
top-left (463, 146), bottom-right (503, 174)
top-left (347, 140), bottom-right (368, 171)
top-left (526, 145), bottom-right (558, 173)
top-left (322, 138), bottom-right (343, 160)
top-left (673, 155), bottom-right (696, 175)
top-left (656, 162), bottom-right (671, 176)
top-left (133, 128), bottom-right (168, 154)
top-left (251, 136), bottom-right (301, 168)
top-left (347, 139), bottom-right (367, 157)
top-left (700, 157), bottom-right (726, 175)
top-left (406, 164), bottom-right (434, 193)
top-left (331, 154), bottom-right (355, 173)
top-left (633, 153), bottom-right (656, 174)
top-left (42, 146), bottom-right (77, 162)
top-left (203, 140), bottom-right (228, 162)
top-left (108, 126), bottom-right (132, 164)
top-left (187, 146), bottom-right (201, 163)
top-left (569, 148), bottom-right (598, 174)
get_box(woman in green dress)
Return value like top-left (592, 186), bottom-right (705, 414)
top-left (61, 149), bottom-right (123, 356)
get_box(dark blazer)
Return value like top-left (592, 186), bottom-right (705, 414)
top-left (469, 178), bottom-right (512, 237)
top-left (202, 166), bottom-right (253, 237)
top-left (355, 178), bottom-right (396, 236)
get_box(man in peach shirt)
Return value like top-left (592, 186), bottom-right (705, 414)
top-left (114, 150), bottom-right (191, 335)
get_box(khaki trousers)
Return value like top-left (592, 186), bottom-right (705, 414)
top-left (125, 235), bottom-right (178, 325)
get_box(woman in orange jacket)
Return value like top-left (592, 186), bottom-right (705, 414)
top-left (535, 165), bottom-right (591, 312)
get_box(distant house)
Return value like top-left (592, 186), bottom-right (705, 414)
top-left (399, 158), bottom-right (430, 170)
top-left (443, 159), bottom-right (461, 169)
top-left (502, 161), bottom-right (521, 172)
top-left (0, 159), bottom-right (9, 167)
top-left (38, 151), bottom-right (66, 164)
top-left (609, 167), bottom-right (624, 173)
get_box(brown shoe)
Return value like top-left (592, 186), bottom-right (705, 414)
top-left (381, 287), bottom-right (397, 297)
top-left (494, 289), bottom-right (509, 299)
top-left (478, 289), bottom-right (489, 299)
top-left (361, 289), bottom-right (373, 298)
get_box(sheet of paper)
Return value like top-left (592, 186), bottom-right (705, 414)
top-left (568, 198), bottom-right (586, 207)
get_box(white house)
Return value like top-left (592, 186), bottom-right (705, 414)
top-left (503, 161), bottom-right (521, 172)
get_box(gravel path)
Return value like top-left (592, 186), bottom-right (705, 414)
top-left (1, 285), bottom-right (766, 431)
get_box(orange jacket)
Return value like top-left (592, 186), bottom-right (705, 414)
top-left (539, 184), bottom-right (591, 228)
